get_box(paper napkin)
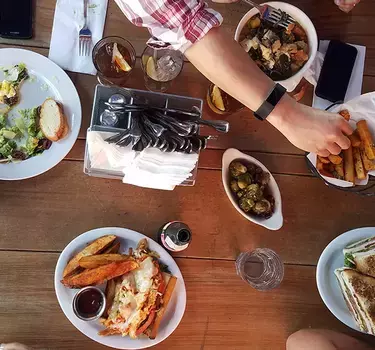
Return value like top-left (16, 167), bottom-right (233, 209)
top-left (49, 0), bottom-right (108, 75)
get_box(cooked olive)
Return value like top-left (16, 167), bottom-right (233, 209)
top-left (230, 180), bottom-right (240, 193)
top-left (239, 197), bottom-right (255, 213)
top-left (252, 199), bottom-right (272, 215)
top-left (244, 183), bottom-right (263, 201)
top-left (229, 161), bottom-right (247, 178)
top-left (237, 173), bottom-right (253, 189)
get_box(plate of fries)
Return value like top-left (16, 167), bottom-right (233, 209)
top-left (307, 92), bottom-right (375, 188)
top-left (54, 227), bottom-right (186, 349)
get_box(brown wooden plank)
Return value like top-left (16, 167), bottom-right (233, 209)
top-left (0, 251), bottom-right (374, 349)
top-left (66, 140), bottom-right (311, 175)
top-left (1, 161), bottom-right (375, 265)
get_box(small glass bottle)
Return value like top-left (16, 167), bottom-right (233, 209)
top-left (235, 248), bottom-right (284, 291)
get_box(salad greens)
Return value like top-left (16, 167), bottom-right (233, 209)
top-left (344, 253), bottom-right (355, 268)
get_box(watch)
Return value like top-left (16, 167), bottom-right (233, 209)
top-left (254, 83), bottom-right (286, 121)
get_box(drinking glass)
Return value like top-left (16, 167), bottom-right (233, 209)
top-left (141, 46), bottom-right (184, 92)
top-left (92, 36), bottom-right (136, 86)
top-left (235, 248), bottom-right (284, 290)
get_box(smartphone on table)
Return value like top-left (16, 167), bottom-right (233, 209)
top-left (315, 40), bottom-right (358, 103)
top-left (0, 0), bottom-right (33, 39)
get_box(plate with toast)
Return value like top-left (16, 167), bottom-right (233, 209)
top-left (0, 48), bottom-right (81, 180)
top-left (55, 227), bottom-right (186, 349)
top-left (317, 227), bottom-right (375, 335)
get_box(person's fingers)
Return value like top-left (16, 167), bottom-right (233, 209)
top-left (326, 142), bottom-right (341, 155)
top-left (339, 119), bottom-right (354, 135)
top-left (317, 149), bottom-right (330, 157)
top-left (335, 134), bottom-right (351, 150)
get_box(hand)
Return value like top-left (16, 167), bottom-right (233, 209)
top-left (268, 95), bottom-right (353, 157)
top-left (334, 0), bottom-right (360, 13)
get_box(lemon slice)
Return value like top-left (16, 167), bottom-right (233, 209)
top-left (146, 57), bottom-right (160, 81)
top-left (211, 85), bottom-right (225, 111)
top-left (112, 43), bottom-right (132, 72)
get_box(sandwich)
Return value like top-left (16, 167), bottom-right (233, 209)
top-left (335, 267), bottom-right (375, 335)
top-left (100, 239), bottom-right (177, 339)
top-left (343, 236), bottom-right (375, 278)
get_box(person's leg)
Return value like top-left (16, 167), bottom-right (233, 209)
top-left (287, 329), bottom-right (374, 350)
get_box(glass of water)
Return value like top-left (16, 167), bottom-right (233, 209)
top-left (141, 46), bottom-right (184, 92)
top-left (235, 248), bottom-right (284, 291)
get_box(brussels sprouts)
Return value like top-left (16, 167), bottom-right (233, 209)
top-left (230, 180), bottom-right (240, 193)
top-left (252, 199), bottom-right (272, 216)
top-left (229, 161), bottom-right (247, 178)
top-left (244, 184), bottom-right (263, 201)
top-left (239, 197), bottom-right (255, 213)
top-left (237, 173), bottom-right (253, 189)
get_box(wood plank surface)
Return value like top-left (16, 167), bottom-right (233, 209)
top-left (0, 251), bottom-right (374, 350)
top-left (1, 161), bottom-right (375, 265)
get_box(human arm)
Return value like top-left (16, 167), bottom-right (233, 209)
top-left (184, 27), bottom-right (352, 156)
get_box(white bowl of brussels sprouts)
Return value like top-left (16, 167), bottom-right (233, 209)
top-left (222, 148), bottom-right (283, 230)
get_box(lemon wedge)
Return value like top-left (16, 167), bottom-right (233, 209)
top-left (112, 43), bottom-right (132, 72)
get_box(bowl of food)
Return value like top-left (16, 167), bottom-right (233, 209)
top-left (222, 148), bottom-right (283, 230)
top-left (234, 2), bottom-right (318, 92)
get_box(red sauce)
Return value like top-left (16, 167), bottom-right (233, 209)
top-left (76, 289), bottom-right (103, 318)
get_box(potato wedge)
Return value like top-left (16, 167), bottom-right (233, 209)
top-left (328, 154), bottom-right (343, 165)
top-left (103, 279), bottom-right (117, 318)
top-left (63, 235), bottom-right (117, 278)
top-left (360, 145), bottom-right (375, 171)
top-left (334, 162), bottom-right (344, 179)
top-left (343, 146), bottom-right (355, 184)
top-left (318, 156), bottom-right (330, 164)
top-left (149, 276), bottom-right (177, 340)
top-left (79, 254), bottom-right (130, 269)
top-left (353, 147), bottom-right (366, 180)
top-left (61, 260), bottom-right (139, 288)
top-left (357, 120), bottom-right (375, 160)
top-left (102, 241), bottom-right (121, 254)
top-left (98, 328), bottom-right (121, 336)
top-left (339, 110), bottom-right (351, 121)
top-left (349, 130), bottom-right (361, 147)
top-left (316, 159), bottom-right (323, 171)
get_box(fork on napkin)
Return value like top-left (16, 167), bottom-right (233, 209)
top-left (49, 0), bottom-right (108, 75)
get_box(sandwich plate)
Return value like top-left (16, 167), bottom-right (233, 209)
top-left (0, 48), bottom-right (81, 180)
top-left (54, 227), bottom-right (186, 349)
top-left (316, 227), bottom-right (375, 333)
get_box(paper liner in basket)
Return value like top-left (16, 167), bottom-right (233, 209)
top-left (307, 92), bottom-right (375, 187)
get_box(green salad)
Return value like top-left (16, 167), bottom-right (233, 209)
top-left (0, 64), bottom-right (51, 162)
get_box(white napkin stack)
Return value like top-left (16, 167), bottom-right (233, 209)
top-left (87, 131), bottom-right (199, 190)
top-left (49, 0), bottom-right (108, 75)
top-left (304, 40), bottom-right (366, 110)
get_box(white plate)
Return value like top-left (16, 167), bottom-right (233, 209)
top-left (316, 227), bottom-right (375, 334)
top-left (0, 48), bottom-right (81, 180)
top-left (222, 148), bottom-right (283, 230)
top-left (54, 227), bottom-right (186, 349)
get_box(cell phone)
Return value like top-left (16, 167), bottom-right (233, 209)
top-left (0, 0), bottom-right (33, 39)
top-left (315, 40), bottom-right (357, 103)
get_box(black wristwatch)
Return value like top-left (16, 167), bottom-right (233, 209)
top-left (254, 83), bottom-right (286, 121)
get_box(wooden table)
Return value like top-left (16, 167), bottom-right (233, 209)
top-left (1, 1), bottom-right (375, 349)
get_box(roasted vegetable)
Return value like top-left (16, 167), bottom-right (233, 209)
top-left (229, 161), bottom-right (247, 177)
top-left (230, 180), bottom-right (240, 193)
top-left (239, 197), bottom-right (255, 212)
top-left (252, 199), bottom-right (272, 216)
top-left (244, 183), bottom-right (263, 201)
top-left (237, 173), bottom-right (253, 189)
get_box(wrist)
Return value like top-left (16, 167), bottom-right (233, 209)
top-left (266, 93), bottom-right (296, 130)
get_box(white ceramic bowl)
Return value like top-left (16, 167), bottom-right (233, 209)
top-left (234, 2), bottom-right (318, 92)
top-left (222, 148), bottom-right (283, 230)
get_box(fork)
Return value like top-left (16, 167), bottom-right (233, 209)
top-left (78, 0), bottom-right (92, 56)
top-left (242, 0), bottom-right (295, 29)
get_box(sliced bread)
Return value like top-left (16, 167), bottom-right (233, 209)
top-left (39, 98), bottom-right (67, 141)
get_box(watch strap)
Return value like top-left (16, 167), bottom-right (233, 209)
top-left (254, 83), bottom-right (286, 121)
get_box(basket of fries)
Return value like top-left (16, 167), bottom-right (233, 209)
top-left (306, 92), bottom-right (375, 196)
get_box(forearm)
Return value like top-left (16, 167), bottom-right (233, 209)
top-left (185, 27), bottom-right (283, 112)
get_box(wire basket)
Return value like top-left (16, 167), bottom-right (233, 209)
top-left (305, 102), bottom-right (375, 196)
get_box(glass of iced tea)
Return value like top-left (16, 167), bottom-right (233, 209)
top-left (92, 36), bottom-right (136, 86)
top-left (141, 46), bottom-right (184, 92)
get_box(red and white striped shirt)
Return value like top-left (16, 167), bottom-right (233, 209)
top-left (114, 0), bottom-right (223, 52)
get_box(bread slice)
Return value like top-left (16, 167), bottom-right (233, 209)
top-left (39, 98), bottom-right (65, 141)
